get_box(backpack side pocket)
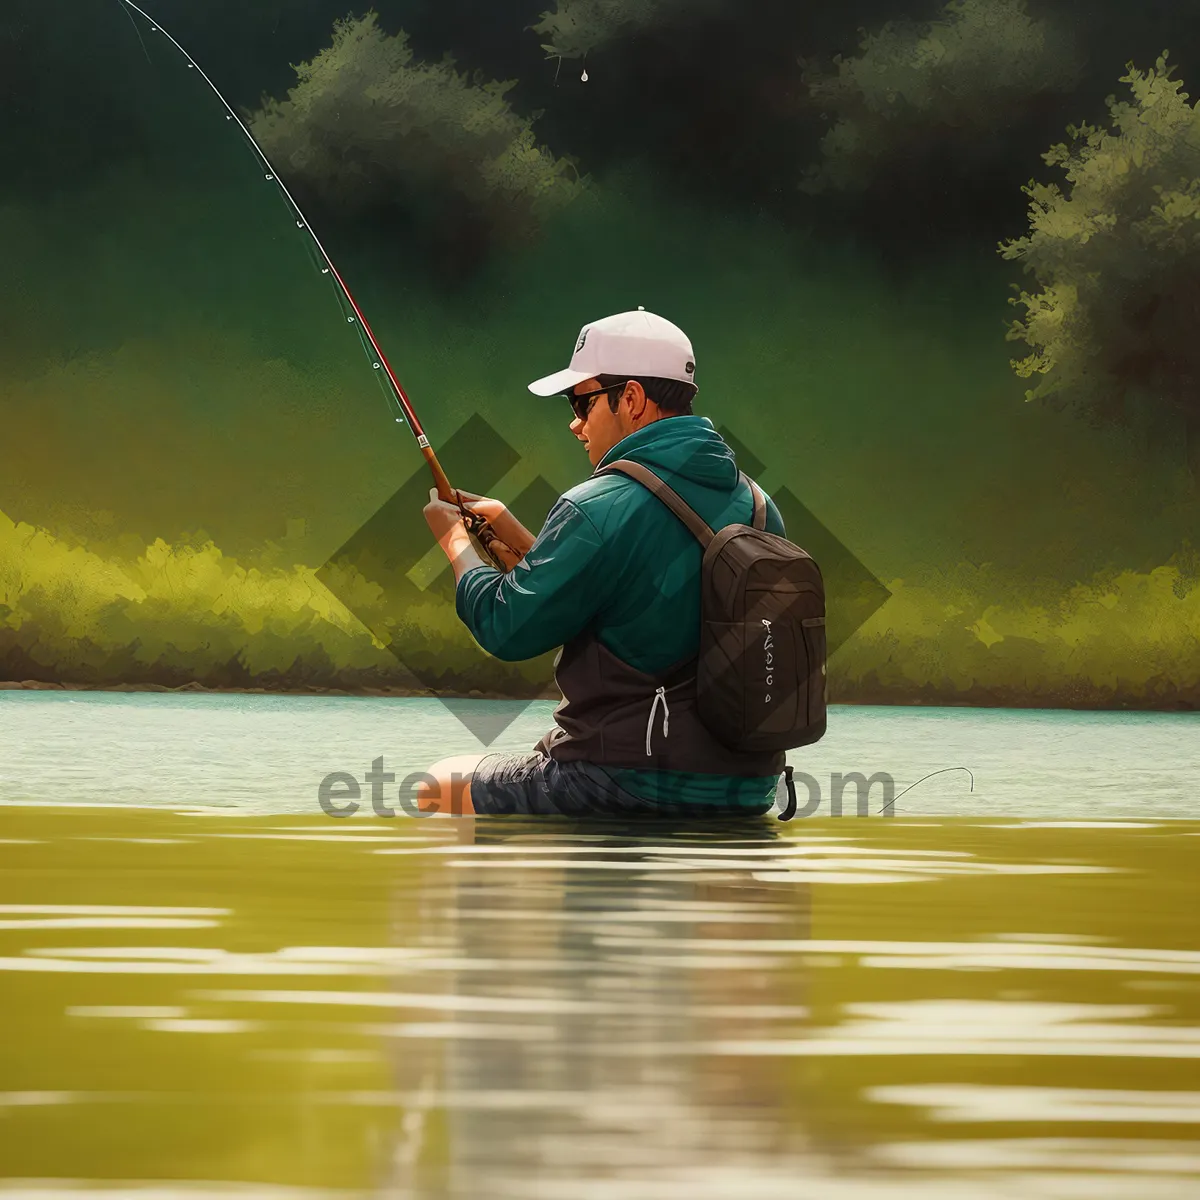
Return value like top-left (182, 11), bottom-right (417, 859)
top-left (801, 616), bottom-right (827, 729)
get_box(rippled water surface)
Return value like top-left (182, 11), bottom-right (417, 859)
top-left (1, 693), bottom-right (1197, 1196)
top-left (1, 805), bottom-right (1198, 1197)
top-left (2, 691), bottom-right (1198, 816)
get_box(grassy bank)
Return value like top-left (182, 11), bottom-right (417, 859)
top-left (3, 508), bottom-right (1196, 710)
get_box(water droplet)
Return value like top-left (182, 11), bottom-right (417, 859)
top-left (347, 317), bottom-right (355, 323)
top-left (321, 269), bottom-right (329, 275)
top-left (296, 221), bottom-right (304, 228)
top-left (225, 115), bottom-right (232, 121)
top-left (395, 417), bottom-right (403, 422)
top-left (265, 174), bottom-right (273, 181)
top-left (373, 363), bottom-right (381, 370)
top-left (187, 63), bottom-right (195, 69)
top-left (581, 69), bottom-right (589, 82)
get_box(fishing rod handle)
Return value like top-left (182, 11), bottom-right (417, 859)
top-left (460, 507), bottom-right (523, 573)
top-left (421, 445), bottom-right (520, 570)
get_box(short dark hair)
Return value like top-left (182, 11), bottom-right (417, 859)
top-left (596, 374), bottom-right (697, 416)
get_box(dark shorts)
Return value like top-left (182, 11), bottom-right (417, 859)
top-left (469, 751), bottom-right (777, 819)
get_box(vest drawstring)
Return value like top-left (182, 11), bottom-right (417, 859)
top-left (778, 765), bottom-right (797, 821)
top-left (645, 686), bottom-right (669, 756)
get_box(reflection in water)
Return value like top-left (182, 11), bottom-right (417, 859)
top-left (422, 817), bottom-right (808, 1198)
top-left (0, 808), bottom-right (1197, 1198)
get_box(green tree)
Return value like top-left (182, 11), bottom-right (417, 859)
top-left (1000, 54), bottom-right (1200, 481)
top-left (248, 11), bottom-right (582, 262)
top-left (802, 0), bottom-right (1081, 195)
top-left (531, 0), bottom-right (728, 62)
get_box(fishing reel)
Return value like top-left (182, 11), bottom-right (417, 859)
top-left (456, 500), bottom-right (523, 573)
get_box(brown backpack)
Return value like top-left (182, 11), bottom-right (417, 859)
top-left (595, 460), bottom-right (828, 809)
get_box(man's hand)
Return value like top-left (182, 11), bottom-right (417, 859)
top-left (424, 489), bottom-right (489, 583)
top-left (454, 490), bottom-right (536, 558)
top-left (423, 489), bottom-right (467, 543)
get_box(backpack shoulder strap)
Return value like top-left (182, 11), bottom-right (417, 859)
top-left (595, 459), bottom-right (714, 547)
top-left (741, 471), bottom-right (767, 531)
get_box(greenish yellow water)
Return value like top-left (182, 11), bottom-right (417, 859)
top-left (1, 806), bottom-right (1197, 1197)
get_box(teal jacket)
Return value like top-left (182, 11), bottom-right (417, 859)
top-left (456, 415), bottom-right (786, 806)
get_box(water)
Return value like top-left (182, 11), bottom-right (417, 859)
top-left (1, 694), bottom-right (1198, 1196)
top-left (2, 692), bottom-right (1198, 816)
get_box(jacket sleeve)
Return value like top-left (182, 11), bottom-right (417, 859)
top-left (455, 496), bottom-right (612, 662)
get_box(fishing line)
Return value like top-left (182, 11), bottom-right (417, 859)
top-left (878, 766), bottom-right (975, 815)
top-left (297, 235), bottom-right (403, 427)
top-left (113, 0), bottom-right (521, 570)
top-left (258, 178), bottom-right (397, 423)
top-left (116, 0), bottom-right (152, 64)
top-left (115, 1), bottom-right (417, 433)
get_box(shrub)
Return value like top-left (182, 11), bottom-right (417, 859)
top-left (999, 53), bottom-right (1200, 479)
top-left (248, 12), bottom-right (582, 254)
top-left (3, 507), bottom-right (1198, 709)
top-left (802, 0), bottom-right (1081, 195)
top-left (531, 0), bottom-right (727, 62)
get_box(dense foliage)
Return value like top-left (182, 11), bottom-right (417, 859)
top-left (2, 509), bottom-right (1197, 707)
top-left (530, 0), bottom-right (728, 60)
top-left (249, 13), bottom-right (582, 263)
top-left (1000, 54), bottom-right (1200, 478)
top-left (5, 0), bottom-right (1200, 705)
top-left (802, 0), bottom-right (1082, 198)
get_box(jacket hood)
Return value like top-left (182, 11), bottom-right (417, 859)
top-left (594, 416), bottom-right (738, 491)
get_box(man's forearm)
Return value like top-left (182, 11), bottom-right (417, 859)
top-left (443, 523), bottom-right (494, 582)
top-left (497, 513), bottom-right (537, 558)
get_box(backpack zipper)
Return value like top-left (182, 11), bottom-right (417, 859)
top-left (645, 685), bottom-right (670, 756)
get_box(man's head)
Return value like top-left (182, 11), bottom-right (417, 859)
top-left (565, 375), bottom-right (695, 467)
top-left (528, 309), bottom-right (699, 466)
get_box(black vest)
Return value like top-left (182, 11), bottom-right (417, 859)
top-left (534, 627), bottom-right (786, 778)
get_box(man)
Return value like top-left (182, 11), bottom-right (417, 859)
top-left (420, 308), bottom-right (787, 816)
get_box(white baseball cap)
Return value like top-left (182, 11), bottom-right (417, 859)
top-left (528, 307), bottom-right (697, 396)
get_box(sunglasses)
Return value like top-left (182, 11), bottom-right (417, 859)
top-left (566, 381), bottom-right (627, 423)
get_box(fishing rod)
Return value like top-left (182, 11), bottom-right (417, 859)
top-left (116, 0), bottom-right (521, 572)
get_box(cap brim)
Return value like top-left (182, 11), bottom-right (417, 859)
top-left (527, 367), bottom-right (594, 397)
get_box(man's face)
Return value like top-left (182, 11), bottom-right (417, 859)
top-left (568, 378), bottom-right (658, 469)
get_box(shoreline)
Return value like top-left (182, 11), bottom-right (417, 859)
top-left (0, 679), bottom-right (538, 702)
top-left (0, 678), bottom-right (1195, 713)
